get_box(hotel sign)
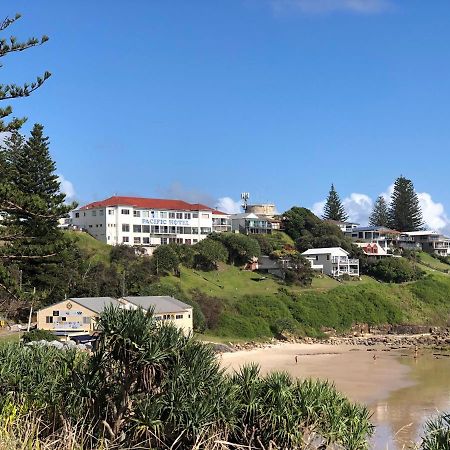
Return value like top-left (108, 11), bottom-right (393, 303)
top-left (142, 218), bottom-right (190, 226)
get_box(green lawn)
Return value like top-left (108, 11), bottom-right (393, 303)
top-left (159, 265), bottom-right (373, 300)
top-left (417, 252), bottom-right (450, 272)
top-left (66, 231), bottom-right (111, 264)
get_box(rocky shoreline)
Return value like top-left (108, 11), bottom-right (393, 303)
top-left (212, 328), bottom-right (450, 353)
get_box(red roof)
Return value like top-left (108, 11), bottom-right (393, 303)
top-left (80, 196), bottom-right (214, 212)
top-left (212, 209), bottom-right (228, 215)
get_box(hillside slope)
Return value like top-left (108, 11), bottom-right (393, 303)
top-left (153, 263), bottom-right (450, 341)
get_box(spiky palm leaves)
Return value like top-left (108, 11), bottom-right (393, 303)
top-left (421, 413), bottom-right (450, 450)
top-left (0, 308), bottom-right (375, 449)
top-left (231, 365), bottom-right (373, 449)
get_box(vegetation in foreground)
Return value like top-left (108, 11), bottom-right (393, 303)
top-left (0, 306), bottom-right (374, 449)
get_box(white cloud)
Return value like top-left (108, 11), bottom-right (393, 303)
top-left (312, 193), bottom-right (372, 224)
top-left (271, 0), bottom-right (393, 15)
top-left (343, 193), bottom-right (373, 224)
top-left (312, 186), bottom-right (450, 235)
top-left (216, 197), bottom-right (242, 214)
top-left (312, 200), bottom-right (326, 217)
top-left (58, 174), bottom-right (76, 200)
top-left (418, 192), bottom-right (450, 234)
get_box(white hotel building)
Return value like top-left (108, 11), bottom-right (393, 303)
top-left (71, 196), bottom-right (231, 252)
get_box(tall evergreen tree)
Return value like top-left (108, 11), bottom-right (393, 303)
top-left (388, 176), bottom-right (424, 231)
top-left (0, 125), bottom-right (75, 305)
top-left (0, 13), bottom-right (50, 132)
top-left (322, 184), bottom-right (348, 222)
top-left (369, 196), bottom-right (390, 227)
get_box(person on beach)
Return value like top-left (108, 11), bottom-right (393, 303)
top-left (373, 353), bottom-right (377, 360)
top-left (414, 345), bottom-right (418, 359)
top-left (295, 355), bottom-right (298, 364)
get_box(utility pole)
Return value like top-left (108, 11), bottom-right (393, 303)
top-left (122, 271), bottom-right (126, 297)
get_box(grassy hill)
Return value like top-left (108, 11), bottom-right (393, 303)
top-left (153, 262), bottom-right (450, 341)
top-left (68, 232), bottom-right (450, 341)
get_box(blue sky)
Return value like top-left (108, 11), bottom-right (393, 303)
top-left (5, 0), bottom-right (450, 231)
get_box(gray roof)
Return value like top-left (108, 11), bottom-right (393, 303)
top-left (69, 297), bottom-right (121, 314)
top-left (122, 296), bottom-right (192, 314)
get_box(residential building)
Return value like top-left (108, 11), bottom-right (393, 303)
top-left (302, 247), bottom-right (360, 277)
top-left (120, 296), bottom-right (193, 335)
top-left (355, 242), bottom-right (390, 258)
top-left (37, 295), bottom-right (193, 337)
top-left (230, 213), bottom-right (272, 235)
top-left (403, 231), bottom-right (450, 257)
top-left (70, 196), bottom-right (230, 253)
top-left (345, 226), bottom-right (402, 254)
top-left (325, 219), bottom-right (359, 233)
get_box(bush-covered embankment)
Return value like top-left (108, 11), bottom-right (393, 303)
top-left (0, 307), bottom-right (374, 449)
top-left (156, 268), bottom-right (450, 340)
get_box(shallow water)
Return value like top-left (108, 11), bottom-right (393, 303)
top-left (371, 349), bottom-right (450, 449)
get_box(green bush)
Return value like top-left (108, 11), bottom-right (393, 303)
top-left (193, 238), bottom-right (228, 270)
top-left (22, 328), bottom-right (57, 343)
top-left (366, 257), bottom-right (424, 283)
top-left (212, 232), bottom-right (261, 265)
top-left (150, 244), bottom-right (180, 275)
top-left (421, 412), bottom-right (450, 450)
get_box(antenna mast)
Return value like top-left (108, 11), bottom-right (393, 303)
top-left (240, 192), bottom-right (250, 213)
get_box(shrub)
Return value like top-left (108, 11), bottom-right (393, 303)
top-left (212, 232), bottom-right (261, 265)
top-left (366, 257), bottom-right (424, 283)
top-left (169, 243), bottom-right (195, 268)
top-left (191, 290), bottom-right (223, 329)
top-left (421, 412), bottom-right (450, 450)
top-left (150, 244), bottom-right (179, 275)
top-left (193, 238), bottom-right (228, 270)
top-left (22, 328), bottom-right (57, 343)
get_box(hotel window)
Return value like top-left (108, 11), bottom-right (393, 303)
top-left (184, 227), bottom-right (192, 234)
top-left (176, 212), bottom-right (183, 219)
top-left (133, 210), bottom-right (141, 218)
top-left (88, 225), bottom-right (93, 228)
top-left (185, 239), bottom-right (191, 245)
top-left (176, 314), bottom-right (183, 319)
top-left (193, 239), bottom-right (198, 244)
top-left (160, 211), bottom-right (167, 218)
top-left (201, 227), bottom-right (211, 234)
top-left (169, 212), bottom-right (176, 219)
top-left (133, 225), bottom-right (142, 233)
top-left (75, 212), bottom-right (79, 218)
top-left (83, 317), bottom-right (91, 325)
top-left (99, 209), bottom-right (104, 216)
top-left (176, 227), bottom-right (183, 234)
top-left (134, 237), bottom-right (141, 244)
top-left (142, 211), bottom-right (149, 218)
top-left (143, 237), bottom-right (150, 244)
top-left (152, 225), bottom-right (160, 233)
top-left (176, 238), bottom-right (183, 244)
top-left (161, 226), bottom-right (168, 233)
top-left (92, 210), bottom-right (96, 216)
top-left (184, 213), bottom-right (191, 219)
top-left (150, 211), bottom-right (156, 218)
top-left (193, 213), bottom-right (199, 218)
top-left (202, 213), bottom-right (210, 219)
top-left (142, 225), bottom-right (150, 233)
top-left (161, 238), bottom-right (168, 245)
top-left (121, 209), bottom-right (130, 215)
top-left (123, 236), bottom-right (129, 243)
top-left (191, 228), bottom-right (198, 234)
top-left (46, 316), bottom-right (53, 323)
top-left (170, 226), bottom-right (176, 234)
top-left (122, 224), bottom-right (130, 232)
top-left (108, 209), bottom-right (114, 215)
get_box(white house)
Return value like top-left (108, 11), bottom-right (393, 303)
top-left (70, 196), bottom-right (231, 253)
top-left (403, 231), bottom-right (450, 257)
top-left (302, 247), bottom-right (360, 277)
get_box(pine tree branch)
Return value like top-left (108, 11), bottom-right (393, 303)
top-left (0, 253), bottom-right (58, 260)
top-left (1, 199), bottom-right (65, 219)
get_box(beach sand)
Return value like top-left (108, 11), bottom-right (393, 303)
top-left (220, 342), bottom-right (414, 404)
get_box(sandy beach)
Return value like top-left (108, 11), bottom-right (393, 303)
top-left (220, 342), bottom-right (414, 404)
